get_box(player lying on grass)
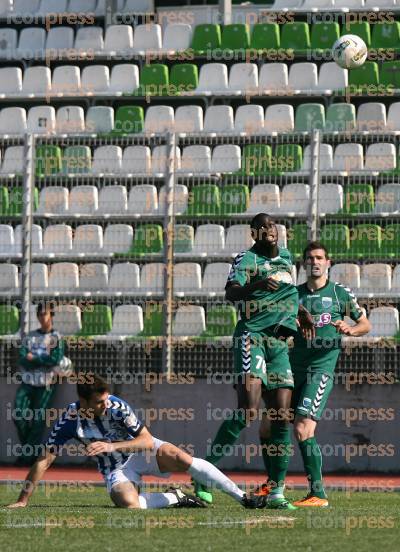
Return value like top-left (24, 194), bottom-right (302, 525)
top-left (194, 213), bottom-right (315, 510)
top-left (256, 241), bottom-right (371, 507)
top-left (7, 374), bottom-right (266, 510)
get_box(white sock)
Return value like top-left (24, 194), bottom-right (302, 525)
top-left (188, 457), bottom-right (244, 503)
top-left (138, 492), bottom-right (179, 509)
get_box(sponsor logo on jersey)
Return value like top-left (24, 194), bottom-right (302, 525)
top-left (314, 313), bottom-right (332, 328)
top-left (322, 297), bottom-right (333, 308)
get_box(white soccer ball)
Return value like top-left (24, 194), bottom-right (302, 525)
top-left (332, 34), bottom-right (368, 69)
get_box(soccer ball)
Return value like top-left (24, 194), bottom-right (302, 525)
top-left (332, 34), bottom-right (368, 69)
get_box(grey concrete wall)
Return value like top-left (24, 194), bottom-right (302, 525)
top-left (1, 376), bottom-right (398, 472)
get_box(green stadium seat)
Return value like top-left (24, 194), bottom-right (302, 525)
top-left (294, 103), bottom-right (325, 132)
top-left (191, 24), bottom-right (221, 55)
top-left (186, 185), bottom-right (220, 216)
top-left (371, 22), bottom-right (400, 50)
top-left (348, 62), bottom-right (379, 92)
top-left (281, 22), bottom-right (310, 55)
top-left (174, 224), bottom-right (194, 253)
top-left (220, 184), bottom-right (249, 215)
top-left (349, 223), bottom-right (382, 259)
top-left (112, 106), bottom-right (144, 135)
top-left (310, 22), bottom-right (340, 53)
top-left (320, 224), bottom-right (350, 259)
top-left (273, 144), bottom-right (303, 172)
top-left (343, 184), bottom-right (374, 214)
top-left (170, 63), bottom-right (198, 94)
top-left (79, 305), bottom-right (112, 336)
top-left (341, 22), bottom-right (371, 47)
top-left (141, 306), bottom-right (163, 336)
top-left (202, 305), bottom-right (237, 337)
top-left (0, 187), bottom-right (8, 216)
top-left (325, 104), bottom-right (356, 132)
top-left (241, 144), bottom-right (272, 176)
top-left (379, 61), bottom-right (400, 90)
top-left (380, 224), bottom-right (400, 258)
top-left (0, 305), bottom-right (19, 335)
top-left (62, 146), bottom-right (91, 174)
top-left (287, 223), bottom-right (309, 259)
top-left (221, 24), bottom-right (250, 52)
top-left (35, 145), bottom-right (62, 176)
top-left (8, 187), bottom-right (39, 216)
top-left (250, 23), bottom-right (280, 51)
top-left (137, 64), bottom-right (169, 96)
top-left (130, 224), bottom-right (163, 255)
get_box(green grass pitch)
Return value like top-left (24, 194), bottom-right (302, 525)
top-left (0, 485), bottom-right (398, 552)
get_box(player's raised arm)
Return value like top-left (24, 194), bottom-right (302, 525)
top-left (6, 448), bottom-right (56, 508)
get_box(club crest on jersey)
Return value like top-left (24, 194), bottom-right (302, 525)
top-left (302, 397), bottom-right (312, 409)
top-left (322, 297), bottom-right (333, 308)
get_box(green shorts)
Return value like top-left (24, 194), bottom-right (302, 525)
top-left (233, 326), bottom-right (294, 390)
top-left (290, 349), bottom-right (339, 421)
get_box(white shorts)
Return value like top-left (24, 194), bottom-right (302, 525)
top-left (104, 437), bottom-right (170, 493)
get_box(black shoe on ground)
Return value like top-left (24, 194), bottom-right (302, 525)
top-left (241, 493), bottom-right (267, 509)
top-left (170, 487), bottom-right (207, 508)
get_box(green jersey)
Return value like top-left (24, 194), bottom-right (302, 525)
top-left (293, 280), bottom-right (363, 356)
top-left (226, 245), bottom-right (299, 334)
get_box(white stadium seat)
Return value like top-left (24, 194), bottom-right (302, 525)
top-left (98, 186), bottom-right (128, 214)
top-left (81, 65), bottom-right (109, 94)
top-left (27, 106), bottom-right (56, 134)
top-left (359, 264), bottom-right (392, 294)
top-left (162, 23), bottom-right (192, 53)
top-left (132, 24), bottom-right (162, 54)
top-left (316, 62), bottom-right (347, 93)
top-left (152, 145), bottom-right (181, 175)
top-left (46, 27), bottom-right (74, 51)
top-left (85, 106), bottom-right (114, 133)
top-left (195, 63), bottom-right (229, 95)
top-left (211, 145), bottom-right (241, 173)
top-left (0, 146), bottom-right (24, 175)
top-left (0, 0), bottom-right (11, 13)
top-left (17, 28), bottom-right (46, 58)
top-left (202, 263), bottom-right (231, 294)
top-left (386, 102), bottom-right (400, 132)
top-left (104, 25), bottom-right (134, 53)
top-left (301, 144), bottom-right (333, 172)
top-left (259, 63), bottom-right (288, 95)
top-left (280, 184), bottom-right (310, 215)
top-left (141, 263), bottom-right (164, 293)
top-left (121, 146), bottom-right (151, 175)
top-left (332, 143), bottom-right (364, 172)
top-left (0, 67), bottom-right (22, 95)
top-left (74, 26), bottom-right (104, 51)
top-left (179, 145), bottom-right (211, 174)
top-left (264, 104), bottom-right (294, 133)
top-left (102, 224), bottom-right (133, 254)
top-left (203, 106), bottom-right (234, 134)
top-left (330, 263), bottom-right (360, 290)
top-left (13, 0), bottom-right (40, 14)
top-left (22, 66), bottom-right (51, 96)
top-left (364, 143), bottom-right (396, 172)
top-left (228, 63), bottom-right (258, 95)
top-left (0, 29), bottom-right (17, 57)
top-left (52, 65), bottom-right (81, 96)
top-left (53, 304), bottom-right (82, 335)
top-left (174, 263), bottom-right (202, 294)
top-left (109, 64), bottom-right (139, 94)
top-left (92, 146), bottom-right (122, 174)
top-left (108, 305), bottom-right (143, 337)
top-left (69, 0), bottom-right (97, 12)
top-left (43, 224), bottom-right (73, 255)
top-left (14, 224), bottom-right (42, 256)
top-left (0, 224), bottom-right (14, 256)
top-left (234, 104), bottom-right (264, 135)
top-left (246, 184), bottom-right (280, 214)
top-left (301, 0), bottom-right (334, 8)
top-left (48, 262), bottom-right (79, 291)
top-left (0, 264), bottom-right (18, 293)
top-left (224, 224), bottom-right (253, 255)
top-left (357, 102), bottom-right (386, 132)
top-left (144, 105), bottom-right (174, 134)
top-left (79, 263), bottom-right (108, 291)
top-left (0, 107), bottom-right (27, 135)
top-left (277, 224), bottom-right (287, 248)
top-left (72, 224), bottom-right (103, 254)
top-left (391, 265), bottom-right (400, 293)
top-left (69, 185), bottom-right (98, 215)
top-left (192, 224), bottom-right (225, 256)
top-left (175, 105), bottom-right (203, 133)
top-left (127, 185), bottom-right (158, 215)
top-left (108, 263), bottom-right (140, 292)
top-left (173, 305), bottom-right (205, 336)
top-left (38, 0), bottom-right (68, 14)
top-left (318, 183), bottom-right (343, 214)
top-left (37, 187), bottom-right (69, 215)
top-left (31, 263), bottom-right (48, 292)
top-left (123, 0), bottom-right (154, 11)
top-left (158, 184), bottom-right (188, 215)
top-left (288, 63), bottom-right (318, 93)
top-left (56, 106), bottom-right (85, 133)
top-left (373, 183), bottom-right (400, 214)
top-left (368, 306), bottom-right (399, 337)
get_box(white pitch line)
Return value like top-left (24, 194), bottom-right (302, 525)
top-left (197, 516), bottom-right (295, 527)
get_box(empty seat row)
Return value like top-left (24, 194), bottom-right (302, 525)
top-left (14, 182), bottom-right (400, 218)
top-left (5, 102), bottom-right (400, 136)
top-left (0, 1), bottom-right (152, 17)
top-left (4, 142), bottom-right (398, 178)
top-left (1, 303), bottom-right (397, 339)
top-left (271, 0), bottom-right (400, 12)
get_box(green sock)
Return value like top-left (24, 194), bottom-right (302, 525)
top-left (267, 424), bottom-right (292, 496)
top-left (298, 437), bottom-right (327, 499)
top-left (260, 437), bottom-right (271, 479)
top-left (206, 412), bottom-right (246, 465)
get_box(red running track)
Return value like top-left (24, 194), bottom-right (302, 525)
top-left (1, 467), bottom-right (399, 491)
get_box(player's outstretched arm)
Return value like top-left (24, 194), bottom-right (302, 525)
top-left (332, 315), bottom-right (371, 337)
top-left (6, 449), bottom-right (56, 508)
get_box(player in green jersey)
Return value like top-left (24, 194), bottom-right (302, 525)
top-left (194, 213), bottom-right (314, 509)
top-left (257, 241), bottom-right (371, 506)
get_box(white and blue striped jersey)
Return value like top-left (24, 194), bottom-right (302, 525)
top-left (45, 395), bottom-right (143, 476)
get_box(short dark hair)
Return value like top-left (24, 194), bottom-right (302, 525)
top-left (76, 373), bottom-right (109, 400)
top-left (250, 213), bottom-right (271, 229)
top-left (303, 241), bottom-right (329, 261)
top-left (36, 301), bottom-right (55, 318)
